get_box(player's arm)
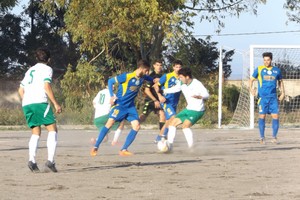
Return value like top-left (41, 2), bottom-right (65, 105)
top-left (278, 80), bottom-right (285, 101)
top-left (92, 92), bottom-right (100, 108)
top-left (144, 86), bottom-right (161, 108)
top-left (153, 74), bottom-right (166, 103)
top-left (192, 82), bottom-right (209, 100)
top-left (44, 82), bottom-right (62, 114)
top-left (108, 77), bottom-right (117, 105)
top-left (18, 86), bottom-right (24, 99)
top-left (249, 67), bottom-right (258, 96)
top-left (163, 81), bottom-right (181, 94)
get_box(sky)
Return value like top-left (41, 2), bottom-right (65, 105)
top-left (12, 0), bottom-right (300, 79)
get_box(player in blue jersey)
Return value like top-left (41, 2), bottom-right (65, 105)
top-left (249, 52), bottom-right (285, 144)
top-left (154, 60), bottom-right (182, 142)
top-left (90, 60), bottom-right (154, 156)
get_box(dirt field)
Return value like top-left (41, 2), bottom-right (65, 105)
top-left (0, 128), bottom-right (300, 200)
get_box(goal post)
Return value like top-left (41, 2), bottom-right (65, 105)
top-left (229, 45), bottom-right (300, 129)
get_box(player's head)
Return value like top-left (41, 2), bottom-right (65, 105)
top-left (178, 67), bottom-right (192, 84)
top-left (136, 59), bottom-right (151, 77)
top-left (172, 60), bottom-right (183, 74)
top-left (35, 48), bottom-right (51, 64)
top-left (262, 52), bottom-right (272, 67)
top-left (152, 59), bottom-right (163, 74)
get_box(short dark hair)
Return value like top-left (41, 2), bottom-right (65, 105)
top-left (153, 59), bottom-right (163, 65)
top-left (35, 48), bottom-right (51, 63)
top-left (178, 67), bottom-right (192, 78)
top-left (137, 59), bottom-right (150, 69)
top-left (262, 52), bottom-right (273, 60)
top-left (173, 59), bottom-right (183, 66)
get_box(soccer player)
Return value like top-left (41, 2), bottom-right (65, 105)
top-left (249, 52), bottom-right (285, 144)
top-left (154, 60), bottom-right (182, 141)
top-left (18, 48), bottom-right (62, 173)
top-left (162, 67), bottom-right (209, 149)
top-left (139, 59), bottom-right (165, 134)
top-left (92, 82), bottom-right (125, 146)
top-left (90, 60), bottom-right (154, 156)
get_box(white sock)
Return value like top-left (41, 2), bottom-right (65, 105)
top-left (29, 134), bottom-right (40, 163)
top-left (167, 126), bottom-right (176, 144)
top-left (183, 128), bottom-right (193, 148)
top-left (112, 129), bottom-right (122, 142)
top-left (47, 131), bottom-right (57, 162)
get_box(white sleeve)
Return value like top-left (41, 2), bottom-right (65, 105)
top-left (20, 71), bottom-right (30, 88)
top-left (198, 81), bottom-right (209, 100)
top-left (93, 92), bottom-right (101, 106)
top-left (163, 80), bottom-right (182, 94)
top-left (43, 67), bottom-right (53, 83)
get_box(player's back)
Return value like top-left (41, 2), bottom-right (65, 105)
top-left (93, 88), bottom-right (111, 118)
top-left (159, 72), bottom-right (181, 106)
top-left (115, 72), bottom-right (146, 107)
top-left (21, 63), bottom-right (53, 106)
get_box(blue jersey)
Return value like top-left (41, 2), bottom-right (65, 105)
top-left (252, 66), bottom-right (282, 98)
top-left (113, 71), bottom-right (153, 107)
top-left (158, 72), bottom-right (181, 107)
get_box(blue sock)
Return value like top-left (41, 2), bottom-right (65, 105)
top-left (121, 129), bottom-right (138, 150)
top-left (258, 118), bottom-right (265, 139)
top-left (272, 119), bottom-right (279, 138)
top-left (155, 135), bottom-right (162, 142)
top-left (94, 127), bottom-right (109, 148)
top-left (163, 128), bottom-right (169, 138)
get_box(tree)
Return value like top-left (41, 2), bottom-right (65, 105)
top-left (41, 0), bottom-right (266, 67)
top-left (0, 0), bottom-right (17, 13)
top-left (284, 0), bottom-right (300, 23)
top-left (166, 37), bottom-right (234, 79)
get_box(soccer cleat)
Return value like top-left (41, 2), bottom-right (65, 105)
top-left (271, 137), bottom-right (278, 144)
top-left (90, 147), bottom-right (98, 156)
top-left (45, 160), bottom-right (58, 173)
top-left (119, 150), bottom-right (133, 156)
top-left (260, 138), bottom-right (265, 145)
top-left (28, 161), bottom-right (40, 173)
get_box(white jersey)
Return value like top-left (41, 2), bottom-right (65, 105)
top-left (164, 79), bottom-right (209, 111)
top-left (20, 63), bottom-right (53, 106)
top-left (93, 88), bottom-right (112, 118)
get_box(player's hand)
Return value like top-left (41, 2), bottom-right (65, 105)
top-left (153, 78), bottom-right (160, 83)
top-left (278, 93), bottom-right (285, 101)
top-left (110, 96), bottom-right (117, 105)
top-left (154, 100), bottom-right (161, 109)
top-left (192, 95), bottom-right (202, 99)
top-left (158, 94), bottom-right (166, 103)
top-left (250, 88), bottom-right (257, 96)
top-left (54, 104), bottom-right (62, 114)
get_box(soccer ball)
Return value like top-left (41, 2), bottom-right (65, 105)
top-left (157, 138), bottom-right (170, 153)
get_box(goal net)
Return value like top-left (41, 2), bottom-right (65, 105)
top-left (229, 45), bottom-right (300, 128)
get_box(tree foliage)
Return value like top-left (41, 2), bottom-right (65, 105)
top-left (284, 0), bottom-right (300, 23)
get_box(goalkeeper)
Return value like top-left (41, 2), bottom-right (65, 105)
top-left (249, 52), bottom-right (285, 144)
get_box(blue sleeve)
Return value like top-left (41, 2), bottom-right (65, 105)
top-left (144, 75), bottom-right (153, 82)
top-left (159, 74), bottom-right (166, 86)
top-left (277, 68), bottom-right (282, 80)
top-left (108, 77), bottom-right (116, 97)
top-left (252, 67), bottom-right (258, 79)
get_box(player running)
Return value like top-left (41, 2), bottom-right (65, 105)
top-left (154, 60), bottom-right (182, 142)
top-left (90, 60), bottom-right (155, 156)
top-left (92, 82), bottom-right (125, 146)
top-left (18, 48), bottom-right (62, 173)
top-left (249, 52), bottom-right (285, 144)
top-left (162, 67), bottom-right (209, 149)
top-left (139, 59), bottom-right (165, 134)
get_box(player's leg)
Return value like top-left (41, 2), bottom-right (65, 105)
top-left (158, 104), bottom-right (176, 140)
top-left (111, 120), bottom-right (125, 146)
top-left (270, 96), bottom-right (279, 143)
top-left (45, 123), bottom-right (58, 172)
top-left (158, 109), bottom-right (166, 131)
top-left (258, 98), bottom-right (267, 144)
top-left (28, 126), bottom-right (41, 172)
top-left (139, 101), bottom-right (151, 123)
top-left (119, 108), bottom-right (140, 156)
top-left (182, 120), bottom-right (194, 148)
top-left (167, 117), bottom-right (182, 145)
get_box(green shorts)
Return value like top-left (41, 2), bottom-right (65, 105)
top-left (176, 109), bottom-right (205, 125)
top-left (22, 103), bottom-right (56, 128)
top-left (94, 114), bottom-right (120, 131)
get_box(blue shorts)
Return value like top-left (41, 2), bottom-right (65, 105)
top-left (109, 105), bottom-right (139, 122)
top-left (258, 96), bottom-right (279, 114)
top-left (162, 103), bottom-right (177, 120)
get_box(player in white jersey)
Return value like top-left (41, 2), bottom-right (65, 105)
top-left (162, 67), bottom-right (209, 149)
top-left (18, 48), bottom-right (62, 173)
top-left (92, 84), bottom-right (124, 146)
